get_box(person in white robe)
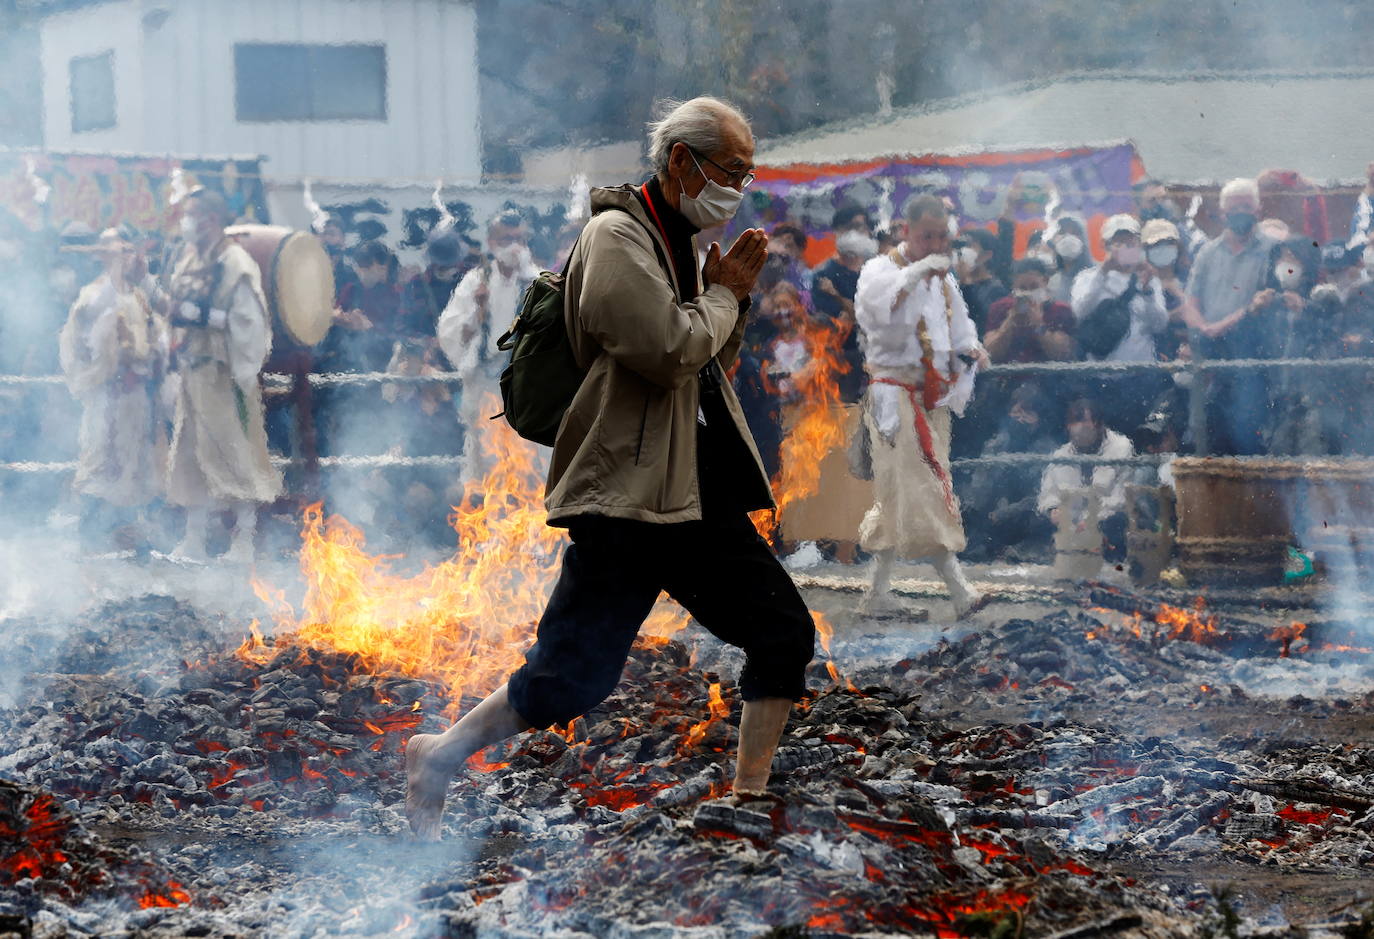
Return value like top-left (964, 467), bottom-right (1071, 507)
top-left (58, 229), bottom-right (169, 541)
top-left (436, 210), bottom-right (541, 481)
top-left (164, 188), bottom-right (283, 563)
top-left (854, 194), bottom-right (990, 619)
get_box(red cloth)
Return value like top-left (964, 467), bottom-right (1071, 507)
top-left (870, 377), bottom-right (958, 518)
top-left (984, 298), bottom-right (1076, 362)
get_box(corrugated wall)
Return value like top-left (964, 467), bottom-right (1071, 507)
top-left (42, 0), bottom-right (480, 183)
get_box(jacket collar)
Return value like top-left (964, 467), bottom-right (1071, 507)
top-left (590, 184), bottom-right (682, 300)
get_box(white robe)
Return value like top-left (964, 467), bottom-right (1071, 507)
top-left (854, 252), bottom-right (982, 557)
top-left (436, 252), bottom-right (540, 480)
top-left (165, 244), bottom-right (283, 507)
top-left (59, 276), bottom-right (168, 507)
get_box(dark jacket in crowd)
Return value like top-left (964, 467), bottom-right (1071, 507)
top-left (810, 257), bottom-right (867, 403)
top-left (398, 269), bottom-right (461, 340)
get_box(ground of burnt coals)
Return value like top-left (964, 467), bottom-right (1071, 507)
top-left (4, 590), bottom-right (1374, 937)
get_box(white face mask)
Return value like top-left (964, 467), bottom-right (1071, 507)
top-left (1275, 262), bottom-right (1304, 290)
top-left (1053, 233), bottom-right (1084, 260)
top-left (835, 231), bottom-right (878, 260)
top-left (179, 215), bottom-right (199, 240)
top-left (956, 246), bottom-right (979, 271)
top-left (1113, 244), bottom-right (1144, 267)
top-left (678, 152), bottom-right (743, 229)
top-left (492, 242), bottom-right (528, 270)
top-left (1146, 244), bottom-right (1179, 268)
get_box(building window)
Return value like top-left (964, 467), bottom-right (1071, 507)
top-left (234, 43), bottom-right (387, 123)
top-left (70, 51), bottom-right (116, 133)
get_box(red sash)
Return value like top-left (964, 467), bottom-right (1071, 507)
top-left (871, 377), bottom-right (958, 518)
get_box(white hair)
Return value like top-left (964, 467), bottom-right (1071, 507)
top-left (646, 97), bottom-right (751, 175)
top-left (1220, 177), bottom-right (1260, 208)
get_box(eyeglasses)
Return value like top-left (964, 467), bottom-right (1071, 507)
top-left (688, 147), bottom-right (756, 189)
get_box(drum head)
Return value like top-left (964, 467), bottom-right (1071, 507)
top-left (273, 232), bottom-right (334, 347)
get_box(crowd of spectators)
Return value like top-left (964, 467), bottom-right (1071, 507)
top-left (728, 164), bottom-right (1374, 567)
top-left (7, 161), bottom-right (1374, 564)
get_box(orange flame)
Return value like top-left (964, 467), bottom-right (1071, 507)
top-left (680, 682), bottom-right (729, 752)
top-left (1153, 598), bottom-right (1220, 644)
top-left (252, 396), bottom-right (691, 716)
top-left (752, 315), bottom-right (853, 540)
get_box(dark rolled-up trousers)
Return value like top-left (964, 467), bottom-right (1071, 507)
top-left (507, 513), bottom-right (816, 729)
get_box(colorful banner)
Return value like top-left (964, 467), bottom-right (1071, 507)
top-left (0, 150), bottom-right (269, 235)
top-left (743, 143), bottom-right (1145, 266)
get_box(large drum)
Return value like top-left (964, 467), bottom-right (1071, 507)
top-left (224, 224), bottom-right (334, 362)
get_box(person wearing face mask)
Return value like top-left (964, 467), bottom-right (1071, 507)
top-left (813, 227), bottom-right (877, 404)
top-left (1262, 239), bottom-right (1340, 455)
top-left (58, 228), bottom-right (169, 552)
top-left (437, 210), bottom-right (542, 481)
top-left (1045, 215), bottom-right (1092, 306)
top-left (397, 227), bottom-right (472, 343)
top-left (1071, 215), bottom-right (1169, 363)
top-left (1141, 219), bottom-right (1198, 323)
top-left (1071, 215), bottom-right (1171, 429)
top-left (162, 188), bottom-right (282, 563)
top-left (1183, 178), bottom-right (1278, 455)
top-left (1037, 397), bottom-right (1135, 565)
top-left (962, 382), bottom-right (1058, 563)
top-left (853, 193), bottom-right (991, 620)
top-left (405, 96), bottom-right (815, 839)
top-left (984, 257), bottom-right (1076, 364)
top-left (954, 228), bottom-right (1008, 335)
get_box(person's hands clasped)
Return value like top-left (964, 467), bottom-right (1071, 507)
top-left (704, 228), bottom-right (768, 301)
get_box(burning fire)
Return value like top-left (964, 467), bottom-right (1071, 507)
top-left (245, 402), bottom-right (692, 715)
top-left (680, 682), bottom-right (729, 752)
top-left (751, 315), bottom-right (852, 540)
top-left (249, 396), bottom-right (847, 720)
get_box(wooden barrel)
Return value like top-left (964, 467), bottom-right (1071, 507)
top-left (1173, 457), bottom-right (1301, 584)
top-left (1173, 456), bottom-right (1374, 584)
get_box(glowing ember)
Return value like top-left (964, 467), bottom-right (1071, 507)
top-left (1153, 598), bottom-right (1220, 644)
top-left (138, 881), bottom-right (192, 908)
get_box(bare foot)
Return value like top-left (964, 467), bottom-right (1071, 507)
top-left (405, 733), bottom-right (449, 840)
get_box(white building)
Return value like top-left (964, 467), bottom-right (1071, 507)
top-left (758, 69), bottom-right (1374, 186)
top-left (38, 0), bottom-right (480, 184)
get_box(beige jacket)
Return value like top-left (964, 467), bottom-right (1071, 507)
top-left (545, 184), bottom-right (773, 525)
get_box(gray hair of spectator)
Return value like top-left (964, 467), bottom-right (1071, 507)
top-left (646, 97), bottom-right (752, 175)
top-left (186, 187), bottom-right (231, 223)
top-left (1219, 177), bottom-right (1260, 207)
top-left (902, 193), bottom-right (948, 224)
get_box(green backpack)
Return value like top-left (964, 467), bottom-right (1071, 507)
top-left (494, 246), bottom-right (587, 447)
top-left (495, 208), bottom-right (665, 447)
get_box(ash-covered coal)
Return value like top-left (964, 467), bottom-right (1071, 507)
top-left (1, 599), bottom-right (1205, 936)
top-left (3, 595), bottom-right (227, 707)
top-left (0, 777), bottom-right (188, 914)
top-left (8, 593), bottom-right (1374, 935)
